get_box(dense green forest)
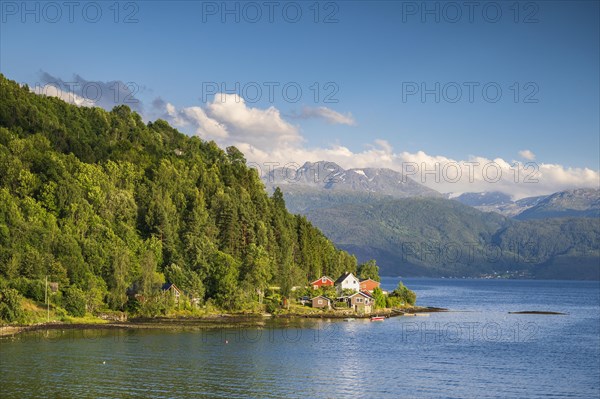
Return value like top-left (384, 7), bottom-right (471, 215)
top-left (0, 74), bottom-right (359, 320)
top-left (302, 197), bottom-right (600, 279)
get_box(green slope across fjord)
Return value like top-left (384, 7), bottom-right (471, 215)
top-left (302, 196), bottom-right (600, 279)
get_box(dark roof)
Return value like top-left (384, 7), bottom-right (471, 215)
top-left (334, 272), bottom-right (354, 285)
top-left (162, 283), bottom-right (181, 292)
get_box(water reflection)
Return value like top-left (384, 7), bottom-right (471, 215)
top-left (1, 279), bottom-right (599, 399)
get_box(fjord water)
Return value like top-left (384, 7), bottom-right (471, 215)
top-left (1, 279), bottom-right (598, 399)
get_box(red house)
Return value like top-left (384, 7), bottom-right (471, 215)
top-left (359, 279), bottom-right (380, 293)
top-left (310, 276), bottom-right (335, 290)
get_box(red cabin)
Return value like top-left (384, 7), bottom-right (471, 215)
top-left (310, 276), bottom-right (335, 290)
top-left (359, 279), bottom-right (380, 293)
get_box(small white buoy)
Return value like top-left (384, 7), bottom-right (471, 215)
top-left (225, 340), bottom-right (228, 344)
top-left (102, 361), bottom-right (106, 364)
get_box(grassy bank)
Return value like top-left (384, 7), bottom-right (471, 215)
top-left (1, 304), bottom-right (446, 338)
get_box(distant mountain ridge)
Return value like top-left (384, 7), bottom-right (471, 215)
top-left (515, 188), bottom-right (600, 220)
top-left (449, 191), bottom-right (547, 217)
top-left (449, 189), bottom-right (599, 219)
top-left (265, 161), bottom-right (600, 279)
top-left (450, 191), bottom-right (514, 206)
top-left (263, 161), bottom-right (441, 198)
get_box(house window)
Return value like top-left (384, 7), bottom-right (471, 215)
top-left (357, 298), bottom-right (362, 303)
top-left (318, 299), bottom-right (323, 305)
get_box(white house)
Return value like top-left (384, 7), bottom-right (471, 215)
top-left (335, 272), bottom-right (360, 294)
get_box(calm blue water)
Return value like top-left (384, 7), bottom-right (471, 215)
top-left (1, 278), bottom-right (598, 398)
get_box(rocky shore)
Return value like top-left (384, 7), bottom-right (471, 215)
top-left (0, 306), bottom-right (449, 338)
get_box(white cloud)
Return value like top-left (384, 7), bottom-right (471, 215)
top-left (388, 151), bottom-right (598, 199)
top-left (207, 94), bottom-right (302, 147)
top-left (238, 141), bottom-right (599, 200)
top-left (295, 106), bottom-right (356, 125)
top-left (167, 104), bottom-right (230, 139)
top-left (31, 84), bottom-right (96, 107)
top-left (159, 94), bottom-right (302, 150)
top-left (156, 96), bottom-right (597, 200)
top-left (37, 82), bottom-right (597, 200)
top-left (519, 149), bottom-right (536, 160)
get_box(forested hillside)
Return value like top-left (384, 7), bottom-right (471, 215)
top-left (305, 198), bottom-right (509, 277)
top-left (0, 75), bottom-right (357, 319)
top-left (304, 197), bottom-right (600, 279)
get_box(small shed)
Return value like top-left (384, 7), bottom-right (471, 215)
top-left (311, 295), bottom-right (332, 309)
top-left (347, 291), bottom-right (374, 314)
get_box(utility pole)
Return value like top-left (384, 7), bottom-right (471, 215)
top-left (45, 276), bottom-right (49, 323)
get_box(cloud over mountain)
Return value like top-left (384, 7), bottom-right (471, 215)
top-left (31, 75), bottom-right (599, 200)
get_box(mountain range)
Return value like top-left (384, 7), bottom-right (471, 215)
top-left (449, 189), bottom-right (600, 219)
top-left (514, 188), bottom-right (600, 220)
top-left (263, 162), bottom-right (600, 280)
top-left (263, 161), bottom-right (441, 214)
top-left (448, 191), bottom-right (546, 217)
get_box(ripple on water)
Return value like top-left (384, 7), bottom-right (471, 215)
top-left (1, 279), bottom-right (599, 399)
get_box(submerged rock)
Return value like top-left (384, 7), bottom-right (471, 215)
top-left (508, 311), bottom-right (567, 315)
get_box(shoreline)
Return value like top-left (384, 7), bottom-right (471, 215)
top-left (0, 306), bottom-right (447, 338)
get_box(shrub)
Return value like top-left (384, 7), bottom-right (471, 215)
top-left (389, 282), bottom-right (417, 306)
top-left (372, 287), bottom-right (387, 309)
top-left (63, 286), bottom-right (86, 317)
top-left (7, 278), bottom-right (27, 296)
top-left (28, 280), bottom-right (46, 302)
top-left (0, 288), bottom-right (24, 322)
top-left (265, 299), bottom-right (279, 314)
top-left (386, 295), bottom-right (402, 308)
top-left (125, 297), bottom-right (141, 314)
top-left (403, 288), bottom-right (417, 306)
top-left (10, 278), bottom-right (45, 302)
top-left (138, 295), bottom-right (168, 317)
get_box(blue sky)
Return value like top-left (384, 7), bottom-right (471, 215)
top-left (1, 1), bottom-right (598, 196)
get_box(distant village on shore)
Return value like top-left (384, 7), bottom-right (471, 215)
top-left (162, 270), bottom-right (415, 317)
top-left (301, 272), bottom-right (380, 314)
